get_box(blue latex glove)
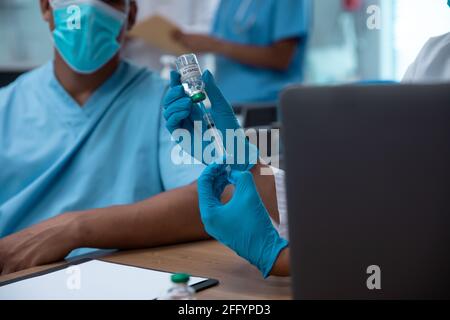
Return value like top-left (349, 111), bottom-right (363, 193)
top-left (197, 163), bottom-right (289, 278)
top-left (163, 70), bottom-right (258, 171)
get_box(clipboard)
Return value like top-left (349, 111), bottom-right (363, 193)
top-left (0, 258), bottom-right (219, 300)
top-left (128, 15), bottom-right (189, 55)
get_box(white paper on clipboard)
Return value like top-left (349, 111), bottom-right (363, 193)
top-left (0, 260), bottom-right (208, 300)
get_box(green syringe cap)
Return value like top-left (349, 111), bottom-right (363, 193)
top-left (171, 273), bottom-right (191, 284)
top-left (191, 92), bottom-right (206, 103)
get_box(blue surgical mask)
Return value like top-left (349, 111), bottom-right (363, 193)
top-left (51, 0), bottom-right (127, 74)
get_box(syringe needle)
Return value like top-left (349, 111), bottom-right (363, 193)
top-left (197, 102), bottom-right (226, 158)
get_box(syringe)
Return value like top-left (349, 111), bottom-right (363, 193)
top-left (176, 54), bottom-right (231, 168)
top-left (197, 101), bottom-right (227, 160)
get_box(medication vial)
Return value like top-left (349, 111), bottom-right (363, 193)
top-left (175, 53), bottom-right (206, 103)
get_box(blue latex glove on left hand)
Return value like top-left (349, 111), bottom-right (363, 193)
top-left (197, 163), bottom-right (288, 278)
top-left (163, 70), bottom-right (258, 171)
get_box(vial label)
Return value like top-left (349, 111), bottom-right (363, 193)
top-left (178, 65), bottom-right (202, 82)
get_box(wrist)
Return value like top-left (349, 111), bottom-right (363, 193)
top-left (269, 247), bottom-right (290, 277)
top-left (62, 211), bottom-right (87, 249)
top-left (260, 235), bottom-right (289, 278)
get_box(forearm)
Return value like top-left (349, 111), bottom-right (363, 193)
top-left (213, 38), bottom-right (299, 71)
top-left (74, 183), bottom-right (210, 250)
top-left (67, 164), bottom-right (277, 250)
top-left (69, 165), bottom-right (280, 266)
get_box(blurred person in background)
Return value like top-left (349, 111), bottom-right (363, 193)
top-left (173, 0), bottom-right (312, 105)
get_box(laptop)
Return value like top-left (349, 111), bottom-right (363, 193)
top-left (281, 84), bottom-right (450, 300)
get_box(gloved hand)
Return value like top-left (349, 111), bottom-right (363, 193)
top-left (163, 70), bottom-right (258, 171)
top-left (197, 163), bottom-right (289, 278)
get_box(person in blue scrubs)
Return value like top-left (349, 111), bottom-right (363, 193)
top-left (173, 0), bottom-right (312, 104)
top-left (0, 0), bottom-right (284, 277)
top-left (0, 0), bottom-right (211, 274)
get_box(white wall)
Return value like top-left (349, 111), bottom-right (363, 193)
top-left (0, 0), bottom-right (53, 70)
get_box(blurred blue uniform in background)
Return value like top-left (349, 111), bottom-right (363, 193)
top-left (0, 61), bottom-right (203, 257)
top-left (212, 0), bottom-right (312, 104)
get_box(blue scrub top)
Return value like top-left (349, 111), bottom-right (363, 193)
top-left (0, 60), bottom-right (204, 257)
top-left (212, 0), bottom-right (312, 104)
